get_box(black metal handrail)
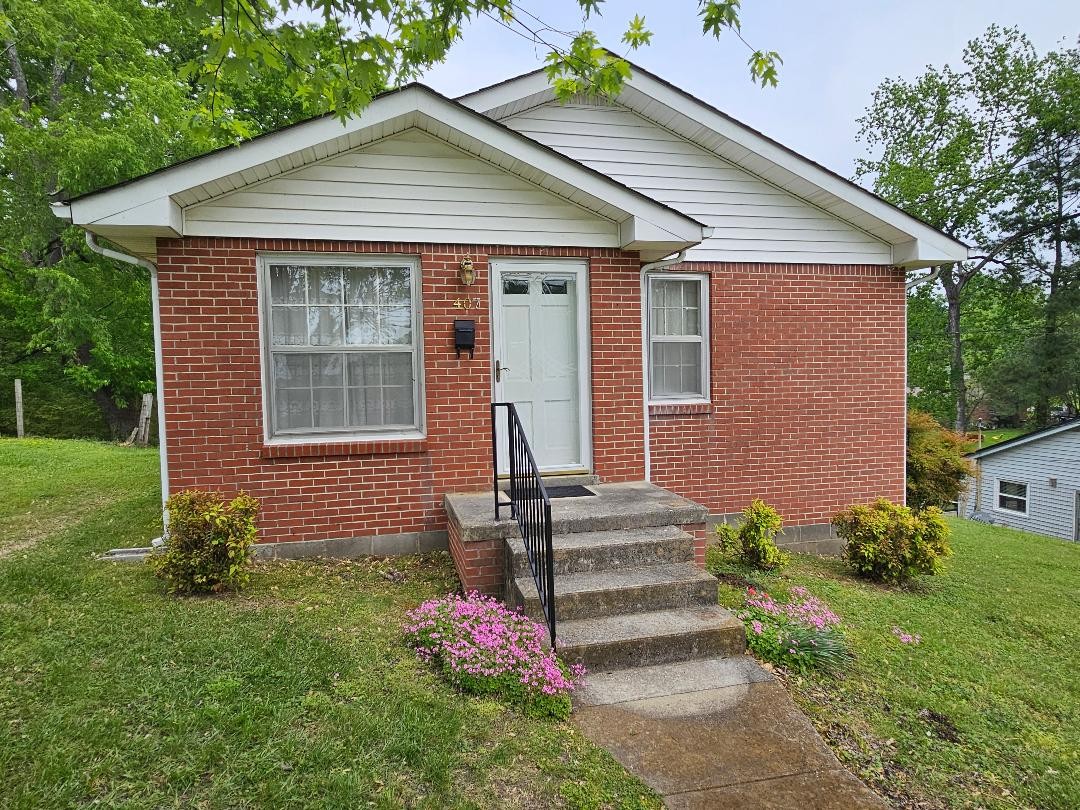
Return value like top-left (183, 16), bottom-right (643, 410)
top-left (491, 402), bottom-right (556, 648)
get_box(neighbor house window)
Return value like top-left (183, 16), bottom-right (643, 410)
top-left (997, 480), bottom-right (1028, 514)
top-left (261, 255), bottom-right (422, 439)
top-left (648, 274), bottom-right (710, 401)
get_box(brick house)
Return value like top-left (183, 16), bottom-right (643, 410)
top-left (53, 64), bottom-right (968, 596)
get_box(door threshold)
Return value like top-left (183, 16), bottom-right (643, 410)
top-left (495, 470), bottom-right (598, 490)
top-left (495, 469), bottom-right (591, 480)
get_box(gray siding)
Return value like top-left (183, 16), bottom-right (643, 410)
top-left (960, 429), bottom-right (1080, 541)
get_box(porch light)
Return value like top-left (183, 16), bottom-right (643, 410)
top-left (458, 255), bottom-right (476, 286)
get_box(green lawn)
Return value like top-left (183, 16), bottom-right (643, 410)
top-left (715, 520), bottom-right (1080, 810)
top-left (0, 438), bottom-right (659, 809)
top-left (976, 427), bottom-right (1028, 447)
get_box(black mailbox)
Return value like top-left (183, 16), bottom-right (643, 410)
top-left (454, 319), bottom-right (476, 358)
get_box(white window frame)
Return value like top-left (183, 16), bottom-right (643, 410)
top-left (257, 252), bottom-right (425, 443)
top-left (995, 479), bottom-right (1028, 515)
top-left (646, 273), bottom-right (710, 404)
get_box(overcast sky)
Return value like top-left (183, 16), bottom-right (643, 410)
top-left (418, 0), bottom-right (1078, 181)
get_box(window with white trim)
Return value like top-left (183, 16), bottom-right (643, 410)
top-left (262, 255), bottom-right (422, 438)
top-left (997, 480), bottom-right (1028, 514)
top-left (647, 274), bottom-right (709, 401)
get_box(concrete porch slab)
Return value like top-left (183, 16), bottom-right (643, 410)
top-left (444, 481), bottom-right (709, 543)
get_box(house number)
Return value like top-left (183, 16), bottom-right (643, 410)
top-left (453, 297), bottom-right (482, 311)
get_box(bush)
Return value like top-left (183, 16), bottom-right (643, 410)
top-left (403, 592), bottom-right (584, 719)
top-left (149, 490), bottom-right (259, 594)
top-left (714, 499), bottom-right (790, 571)
top-left (833, 498), bottom-right (951, 585)
top-left (740, 586), bottom-right (852, 674)
top-left (907, 410), bottom-right (975, 511)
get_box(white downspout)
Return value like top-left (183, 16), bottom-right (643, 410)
top-left (638, 250), bottom-right (687, 482)
top-left (905, 265), bottom-right (942, 291)
top-left (84, 231), bottom-right (170, 512)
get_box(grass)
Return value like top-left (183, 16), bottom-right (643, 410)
top-left (0, 438), bottom-right (660, 809)
top-left (976, 427), bottom-right (1028, 447)
top-left (712, 520), bottom-right (1080, 810)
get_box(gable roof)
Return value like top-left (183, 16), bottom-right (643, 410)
top-left (969, 420), bottom-right (1080, 460)
top-left (458, 62), bottom-right (970, 269)
top-left (52, 83), bottom-right (707, 261)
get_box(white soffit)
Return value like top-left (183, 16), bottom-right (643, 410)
top-left (459, 68), bottom-right (970, 268)
top-left (53, 84), bottom-right (706, 261)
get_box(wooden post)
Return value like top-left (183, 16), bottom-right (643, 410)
top-left (14, 378), bottom-right (24, 438)
top-left (135, 393), bottom-right (154, 447)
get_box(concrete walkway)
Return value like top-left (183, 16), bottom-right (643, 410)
top-left (574, 655), bottom-right (887, 809)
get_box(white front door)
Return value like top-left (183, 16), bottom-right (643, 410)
top-left (492, 259), bottom-right (590, 473)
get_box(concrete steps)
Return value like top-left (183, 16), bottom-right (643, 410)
top-left (507, 525), bottom-right (696, 576)
top-left (489, 481), bottom-right (745, 674)
top-left (513, 562), bottom-right (718, 621)
top-left (557, 605), bottom-right (745, 670)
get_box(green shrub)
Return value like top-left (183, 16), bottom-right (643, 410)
top-left (150, 490), bottom-right (259, 594)
top-left (907, 410), bottom-right (975, 510)
top-left (714, 499), bottom-right (790, 571)
top-left (833, 498), bottom-right (951, 585)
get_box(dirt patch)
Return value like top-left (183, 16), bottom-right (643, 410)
top-left (916, 708), bottom-right (962, 743)
top-left (712, 571), bottom-right (756, 589)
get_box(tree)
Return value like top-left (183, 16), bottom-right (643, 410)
top-left (0, 0), bottom-right (213, 435)
top-left (857, 27), bottom-right (1080, 431)
top-left (991, 46), bottom-right (1080, 423)
top-left (906, 409), bottom-right (974, 511)
top-left (180, 1), bottom-right (780, 139)
top-left (0, 0), bottom-right (338, 436)
top-left (905, 286), bottom-right (953, 425)
top-left (2, 0), bottom-right (780, 438)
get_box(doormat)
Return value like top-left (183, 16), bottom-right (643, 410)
top-left (545, 485), bottom-right (597, 499)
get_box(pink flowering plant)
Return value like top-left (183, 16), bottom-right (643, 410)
top-left (739, 586), bottom-right (852, 674)
top-left (891, 626), bottom-right (922, 645)
top-left (402, 591), bottom-right (585, 719)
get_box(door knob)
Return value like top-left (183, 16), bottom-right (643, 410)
top-left (496, 360), bottom-right (510, 382)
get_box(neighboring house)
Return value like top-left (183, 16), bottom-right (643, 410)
top-left (51, 62), bottom-right (969, 592)
top-left (961, 420), bottom-right (1080, 542)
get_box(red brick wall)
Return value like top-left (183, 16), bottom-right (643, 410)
top-left (154, 237), bottom-right (642, 561)
top-left (155, 240), bottom-right (905, 582)
top-left (589, 255), bottom-right (646, 482)
top-left (648, 262), bottom-right (907, 526)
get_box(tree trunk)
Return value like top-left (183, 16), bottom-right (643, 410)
top-left (74, 343), bottom-right (139, 439)
top-left (940, 268), bottom-right (969, 432)
top-left (91, 388), bottom-right (140, 440)
top-left (1035, 155), bottom-right (1068, 426)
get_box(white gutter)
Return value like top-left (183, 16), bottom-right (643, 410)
top-left (83, 230), bottom-right (170, 513)
top-left (638, 249), bottom-right (687, 482)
